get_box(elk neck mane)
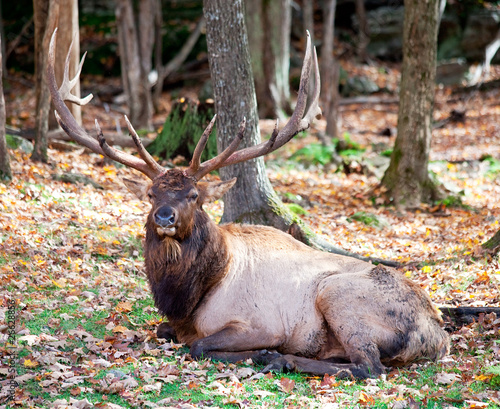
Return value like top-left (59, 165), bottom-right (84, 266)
top-left (144, 208), bottom-right (230, 329)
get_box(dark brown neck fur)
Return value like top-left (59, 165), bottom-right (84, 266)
top-left (144, 209), bottom-right (229, 339)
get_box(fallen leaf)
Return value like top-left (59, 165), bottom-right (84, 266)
top-left (278, 377), bottom-right (295, 393)
top-left (116, 301), bottom-right (133, 313)
top-left (435, 372), bottom-right (460, 385)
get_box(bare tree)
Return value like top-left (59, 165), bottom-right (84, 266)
top-left (320, 0), bottom-right (341, 139)
top-left (152, 15), bottom-right (205, 111)
top-left (302, 0), bottom-right (315, 42)
top-left (32, 0), bottom-right (58, 162)
top-left (354, 0), bottom-right (369, 62)
top-left (245, 0), bottom-right (292, 120)
top-left (204, 0), bottom-right (294, 228)
top-left (49, 0), bottom-right (81, 128)
top-left (470, 26), bottom-right (500, 84)
top-left (0, 1), bottom-right (6, 75)
top-left (381, 0), bottom-right (443, 208)
top-left (115, 0), bottom-right (156, 130)
top-left (0, 35), bottom-right (11, 182)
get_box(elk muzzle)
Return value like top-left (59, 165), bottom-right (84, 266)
top-left (154, 206), bottom-right (177, 237)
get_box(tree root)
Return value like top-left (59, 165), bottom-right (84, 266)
top-left (288, 223), bottom-right (400, 268)
top-left (481, 228), bottom-right (500, 254)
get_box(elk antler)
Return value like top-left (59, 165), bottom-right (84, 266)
top-left (184, 30), bottom-right (321, 181)
top-left (47, 28), bottom-right (164, 180)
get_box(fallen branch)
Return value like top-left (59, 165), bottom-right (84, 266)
top-left (153, 17), bottom-right (206, 109)
top-left (339, 95), bottom-right (399, 106)
top-left (439, 306), bottom-right (500, 327)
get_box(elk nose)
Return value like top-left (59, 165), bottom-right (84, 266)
top-left (155, 206), bottom-right (176, 227)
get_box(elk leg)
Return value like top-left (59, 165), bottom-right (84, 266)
top-left (262, 352), bottom-right (385, 379)
top-left (190, 325), bottom-right (282, 365)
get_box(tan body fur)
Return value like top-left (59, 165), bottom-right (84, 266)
top-left (187, 224), bottom-right (449, 377)
top-left (137, 172), bottom-right (450, 379)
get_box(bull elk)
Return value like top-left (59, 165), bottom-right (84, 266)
top-left (48, 29), bottom-right (450, 379)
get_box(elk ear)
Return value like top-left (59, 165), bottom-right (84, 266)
top-left (198, 177), bottom-right (237, 203)
top-left (122, 177), bottom-right (151, 201)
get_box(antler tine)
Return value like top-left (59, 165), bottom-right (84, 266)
top-left (188, 114), bottom-right (217, 175)
top-left (92, 120), bottom-right (158, 179)
top-left (186, 31), bottom-right (320, 176)
top-left (48, 28), bottom-right (163, 180)
top-left (60, 35), bottom-right (93, 106)
top-left (124, 116), bottom-right (164, 175)
top-left (301, 46), bottom-right (322, 128)
top-left (190, 118), bottom-right (247, 180)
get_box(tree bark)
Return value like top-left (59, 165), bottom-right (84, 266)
top-left (115, 0), bottom-right (154, 130)
top-left (50, 0), bottom-right (81, 129)
top-left (32, 0), bottom-right (58, 163)
top-left (245, 0), bottom-right (292, 120)
top-left (320, 0), bottom-right (340, 140)
top-left (381, 0), bottom-right (443, 208)
top-left (204, 0), bottom-right (295, 229)
top-left (0, 35), bottom-right (11, 182)
top-left (0, 1), bottom-right (6, 75)
top-left (153, 16), bottom-right (205, 111)
top-left (354, 0), bottom-right (369, 62)
top-left (482, 228), bottom-right (500, 253)
top-left (302, 0), bottom-right (315, 42)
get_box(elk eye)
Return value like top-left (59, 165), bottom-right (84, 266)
top-left (188, 192), bottom-right (199, 201)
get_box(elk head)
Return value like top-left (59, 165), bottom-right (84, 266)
top-left (47, 28), bottom-right (321, 242)
top-left (123, 169), bottom-right (237, 241)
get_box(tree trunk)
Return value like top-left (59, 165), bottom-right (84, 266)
top-left (0, 35), bottom-right (11, 182)
top-left (245, 0), bottom-right (292, 120)
top-left (50, 0), bottom-right (81, 129)
top-left (302, 0), bottom-right (315, 42)
top-left (115, 0), bottom-right (153, 130)
top-left (204, 0), bottom-right (295, 229)
top-left (320, 0), bottom-right (340, 140)
top-left (381, 0), bottom-right (442, 208)
top-left (354, 0), bottom-right (369, 62)
top-left (482, 228), bottom-right (500, 253)
top-left (32, 0), bottom-right (58, 163)
top-left (153, 16), bottom-right (205, 112)
top-left (0, 1), bottom-right (6, 75)
top-left (202, 0), bottom-right (399, 268)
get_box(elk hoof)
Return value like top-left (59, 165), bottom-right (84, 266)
top-left (262, 355), bottom-right (296, 373)
top-left (253, 350), bottom-right (282, 365)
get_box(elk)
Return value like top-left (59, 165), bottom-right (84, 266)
top-left (48, 29), bottom-right (450, 379)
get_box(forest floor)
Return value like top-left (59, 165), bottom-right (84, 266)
top-left (1, 61), bottom-right (500, 408)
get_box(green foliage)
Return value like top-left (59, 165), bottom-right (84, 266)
top-left (147, 100), bottom-right (217, 163)
top-left (348, 211), bottom-right (386, 228)
top-left (285, 203), bottom-right (309, 216)
top-left (482, 155), bottom-right (500, 178)
top-left (486, 366), bottom-right (500, 387)
top-left (339, 133), bottom-right (363, 152)
top-left (436, 193), bottom-right (470, 209)
top-left (340, 148), bottom-right (364, 158)
top-left (380, 149), bottom-right (393, 157)
top-left (289, 134), bottom-right (366, 167)
top-left (289, 143), bottom-right (337, 166)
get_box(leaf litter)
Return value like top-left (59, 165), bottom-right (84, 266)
top-left (1, 63), bottom-right (500, 408)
